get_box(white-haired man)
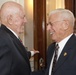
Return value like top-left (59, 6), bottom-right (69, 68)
top-left (32, 9), bottom-right (76, 75)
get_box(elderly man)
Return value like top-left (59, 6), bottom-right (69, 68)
top-left (0, 1), bottom-right (39, 75)
top-left (32, 9), bottom-right (76, 75)
top-left (46, 8), bottom-right (76, 75)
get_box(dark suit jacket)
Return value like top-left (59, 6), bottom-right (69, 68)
top-left (0, 24), bottom-right (31, 75)
top-left (32, 34), bottom-right (76, 75)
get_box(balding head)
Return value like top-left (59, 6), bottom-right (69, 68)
top-left (0, 1), bottom-right (23, 24)
top-left (0, 1), bottom-right (27, 35)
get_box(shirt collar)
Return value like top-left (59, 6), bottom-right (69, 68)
top-left (6, 26), bottom-right (18, 38)
top-left (58, 33), bottom-right (73, 50)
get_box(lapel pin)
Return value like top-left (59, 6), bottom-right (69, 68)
top-left (64, 52), bottom-right (67, 56)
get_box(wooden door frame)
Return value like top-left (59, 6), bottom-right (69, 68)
top-left (33, 0), bottom-right (47, 70)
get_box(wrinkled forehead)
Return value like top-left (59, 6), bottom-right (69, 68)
top-left (48, 13), bottom-right (61, 22)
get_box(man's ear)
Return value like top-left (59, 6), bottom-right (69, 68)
top-left (63, 20), bottom-right (69, 30)
top-left (7, 15), bottom-right (13, 25)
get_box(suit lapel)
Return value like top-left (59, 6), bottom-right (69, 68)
top-left (14, 38), bottom-right (30, 64)
top-left (53, 34), bottom-right (76, 72)
top-left (54, 45), bottom-right (70, 72)
top-left (0, 24), bottom-right (30, 66)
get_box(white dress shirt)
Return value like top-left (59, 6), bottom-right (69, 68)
top-left (49, 33), bottom-right (73, 75)
top-left (7, 26), bottom-right (35, 56)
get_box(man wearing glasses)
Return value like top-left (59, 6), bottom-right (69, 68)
top-left (32, 9), bottom-right (76, 75)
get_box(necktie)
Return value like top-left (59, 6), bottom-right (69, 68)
top-left (18, 37), bottom-right (22, 43)
top-left (51, 44), bottom-right (59, 73)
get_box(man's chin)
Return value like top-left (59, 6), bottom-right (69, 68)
top-left (51, 36), bottom-right (56, 41)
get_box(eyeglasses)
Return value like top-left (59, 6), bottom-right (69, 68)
top-left (47, 20), bottom-right (64, 26)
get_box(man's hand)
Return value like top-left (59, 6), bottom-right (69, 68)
top-left (30, 49), bottom-right (39, 56)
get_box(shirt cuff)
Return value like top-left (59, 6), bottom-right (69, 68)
top-left (30, 51), bottom-right (34, 56)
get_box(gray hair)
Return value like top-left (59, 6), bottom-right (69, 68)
top-left (0, 1), bottom-right (22, 23)
top-left (49, 8), bottom-right (75, 26)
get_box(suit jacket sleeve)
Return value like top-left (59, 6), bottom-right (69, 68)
top-left (28, 51), bottom-right (31, 58)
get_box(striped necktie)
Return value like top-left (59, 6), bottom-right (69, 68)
top-left (51, 44), bottom-right (59, 74)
